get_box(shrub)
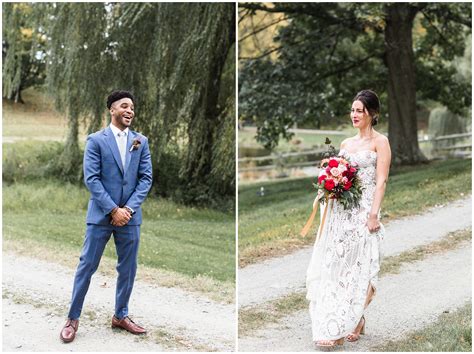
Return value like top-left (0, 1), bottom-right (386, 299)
top-left (3, 141), bottom-right (72, 183)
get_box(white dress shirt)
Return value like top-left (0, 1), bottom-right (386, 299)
top-left (110, 123), bottom-right (129, 168)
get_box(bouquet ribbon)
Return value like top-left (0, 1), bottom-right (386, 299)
top-left (300, 195), bottom-right (331, 243)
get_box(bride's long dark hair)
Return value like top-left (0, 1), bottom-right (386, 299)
top-left (353, 90), bottom-right (380, 126)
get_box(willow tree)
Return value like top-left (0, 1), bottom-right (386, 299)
top-left (28, 3), bottom-right (109, 180)
top-left (110, 3), bottom-right (236, 205)
top-left (2, 3), bottom-right (46, 103)
top-left (13, 2), bottom-right (236, 205)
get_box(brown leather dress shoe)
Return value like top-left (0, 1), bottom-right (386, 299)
top-left (60, 319), bottom-right (79, 343)
top-left (111, 315), bottom-right (146, 335)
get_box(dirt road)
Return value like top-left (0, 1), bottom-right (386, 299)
top-left (3, 253), bottom-right (235, 351)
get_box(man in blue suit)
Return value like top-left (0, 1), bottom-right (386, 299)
top-left (60, 90), bottom-right (153, 343)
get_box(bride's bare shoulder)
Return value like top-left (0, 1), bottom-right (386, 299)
top-left (340, 135), bottom-right (357, 149)
top-left (374, 131), bottom-right (389, 146)
top-left (373, 132), bottom-right (391, 158)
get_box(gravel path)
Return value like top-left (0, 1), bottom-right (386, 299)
top-left (238, 241), bottom-right (472, 351)
top-left (239, 197), bottom-right (471, 307)
top-left (2, 253), bottom-right (235, 352)
top-left (3, 298), bottom-right (164, 352)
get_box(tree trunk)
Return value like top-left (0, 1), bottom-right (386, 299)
top-left (6, 88), bottom-right (24, 104)
top-left (384, 4), bottom-right (427, 164)
top-left (59, 110), bottom-right (82, 181)
top-left (13, 88), bottom-right (24, 104)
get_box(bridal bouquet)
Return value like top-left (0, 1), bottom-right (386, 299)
top-left (300, 138), bottom-right (363, 237)
top-left (314, 139), bottom-right (363, 210)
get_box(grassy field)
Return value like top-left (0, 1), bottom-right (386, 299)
top-left (238, 158), bottom-right (471, 266)
top-left (3, 181), bottom-right (235, 283)
top-left (2, 88), bottom-right (88, 141)
top-left (238, 127), bottom-right (351, 154)
top-left (374, 301), bottom-right (472, 352)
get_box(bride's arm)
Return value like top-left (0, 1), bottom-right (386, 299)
top-left (367, 135), bottom-right (391, 232)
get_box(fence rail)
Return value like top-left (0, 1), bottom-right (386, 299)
top-left (238, 148), bottom-right (326, 163)
top-left (418, 132), bottom-right (472, 142)
top-left (239, 132), bottom-right (472, 175)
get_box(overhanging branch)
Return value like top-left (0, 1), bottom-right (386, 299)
top-left (239, 2), bottom-right (362, 32)
top-left (239, 15), bottom-right (292, 42)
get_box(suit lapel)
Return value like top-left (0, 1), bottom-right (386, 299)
top-left (104, 127), bottom-right (124, 175)
top-left (124, 131), bottom-right (134, 173)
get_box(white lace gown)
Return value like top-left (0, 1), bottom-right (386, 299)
top-left (306, 149), bottom-right (384, 341)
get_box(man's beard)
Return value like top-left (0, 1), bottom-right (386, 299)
top-left (116, 114), bottom-right (132, 127)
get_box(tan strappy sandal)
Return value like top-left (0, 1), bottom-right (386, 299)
top-left (315, 337), bottom-right (345, 348)
top-left (346, 315), bottom-right (365, 342)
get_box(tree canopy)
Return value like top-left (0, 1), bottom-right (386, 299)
top-left (239, 2), bottom-right (471, 164)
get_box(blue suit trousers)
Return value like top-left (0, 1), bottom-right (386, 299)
top-left (68, 224), bottom-right (140, 320)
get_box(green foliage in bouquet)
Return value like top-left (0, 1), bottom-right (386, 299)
top-left (338, 174), bottom-right (363, 210)
top-left (322, 137), bottom-right (337, 159)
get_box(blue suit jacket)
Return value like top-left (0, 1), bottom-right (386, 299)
top-left (83, 127), bottom-right (153, 225)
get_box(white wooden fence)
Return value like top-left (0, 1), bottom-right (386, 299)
top-left (239, 132), bottom-right (472, 175)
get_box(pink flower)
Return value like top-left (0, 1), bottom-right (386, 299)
top-left (330, 167), bottom-right (341, 177)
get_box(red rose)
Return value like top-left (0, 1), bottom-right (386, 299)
top-left (326, 166), bottom-right (331, 174)
top-left (328, 159), bottom-right (339, 168)
top-left (318, 174), bottom-right (327, 184)
top-left (346, 167), bottom-right (356, 179)
top-left (343, 181), bottom-right (352, 190)
top-left (324, 179), bottom-right (335, 191)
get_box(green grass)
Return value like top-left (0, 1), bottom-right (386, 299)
top-left (238, 158), bottom-right (471, 266)
top-left (238, 127), bottom-right (350, 154)
top-left (2, 88), bottom-right (87, 141)
top-left (3, 181), bottom-right (235, 283)
top-left (373, 302), bottom-right (472, 352)
top-left (239, 291), bottom-right (307, 336)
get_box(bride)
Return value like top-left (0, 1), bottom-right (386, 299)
top-left (306, 90), bottom-right (391, 348)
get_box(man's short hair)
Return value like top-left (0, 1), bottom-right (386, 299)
top-left (107, 90), bottom-right (135, 109)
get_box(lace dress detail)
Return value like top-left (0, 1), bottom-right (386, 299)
top-left (306, 149), bottom-right (384, 341)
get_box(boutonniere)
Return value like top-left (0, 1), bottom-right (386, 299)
top-left (129, 138), bottom-right (141, 152)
